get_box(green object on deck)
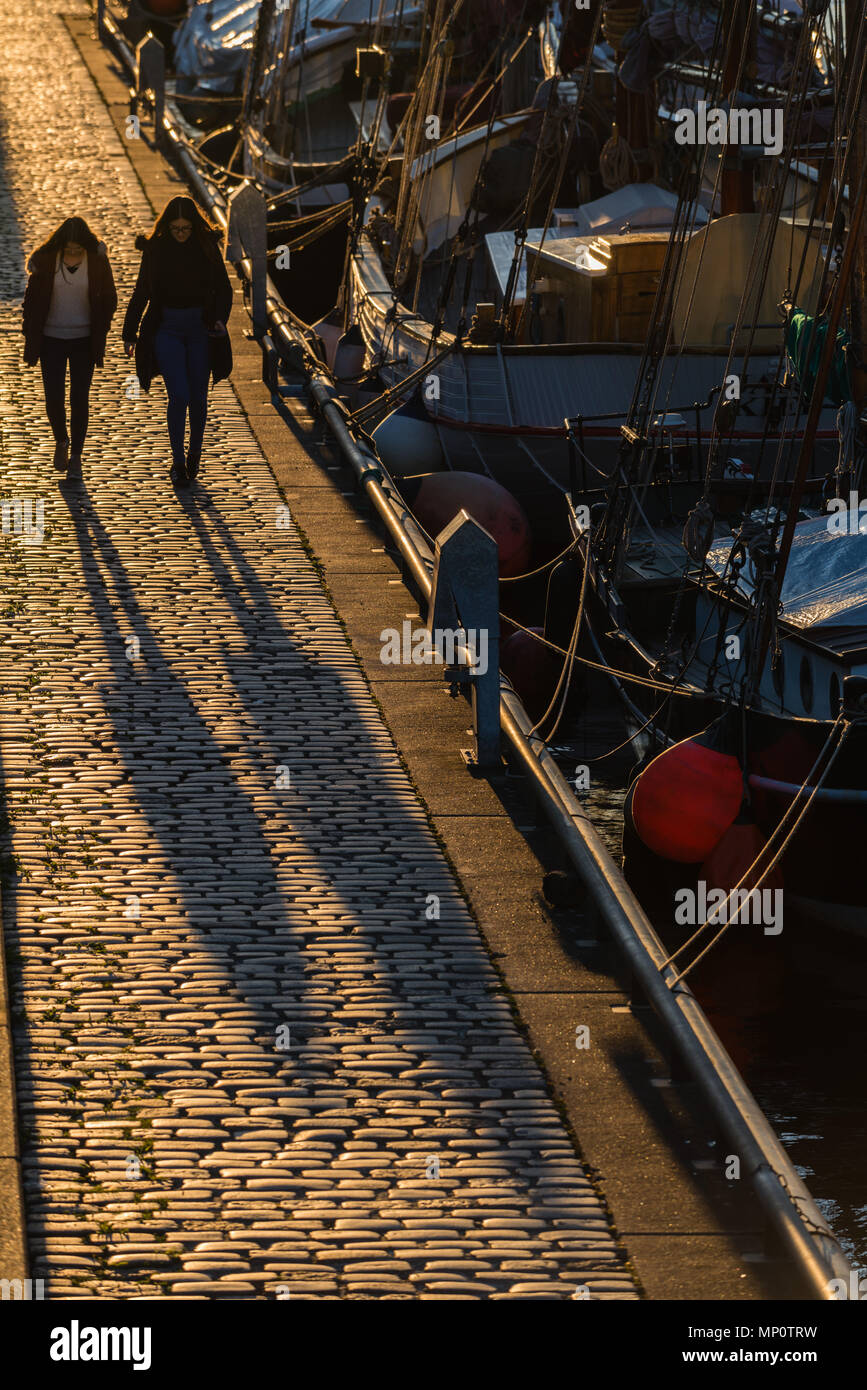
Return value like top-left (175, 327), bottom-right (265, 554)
top-left (785, 308), bottom-right (851, 406)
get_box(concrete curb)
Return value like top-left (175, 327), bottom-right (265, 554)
top-left (0, 880), bottom-right (29, 1292)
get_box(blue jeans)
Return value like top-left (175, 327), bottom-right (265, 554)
top-left (153, 306), bottom-right (210, 467)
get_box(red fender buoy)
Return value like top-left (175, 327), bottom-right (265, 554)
top-left (405, 472), bottom-right (532, 578)
top-left (631, 727), bottom-right (743, 863)
top-left (500, 626), bottom-right (561, 720)
top-left (700, 804), bottom-right (784, 898)
top-left (747, 727), bottom-right (816, 826)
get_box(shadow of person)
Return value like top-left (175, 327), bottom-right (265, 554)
top-left (9, 471), bottom-right (595, 1298)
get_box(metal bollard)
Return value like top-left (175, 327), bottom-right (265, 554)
top-left (225, 182), bottom-right (268, 339)
top-left (135, 34), bottom-right (165, 146)
top-left (428, 511), bottom-right (500, 768)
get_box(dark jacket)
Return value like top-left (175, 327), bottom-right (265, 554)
top-left (122, 230), bottom-right (233, 393)
top-left (22, 241), bottom-right (117, 367)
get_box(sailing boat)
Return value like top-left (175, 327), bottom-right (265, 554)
top-left (347, 0), bottom-right (842, 495)
top-left (222, 0), bottom-right (867, 929)
top-left (242, 0), bottom-right (426, 197)
top-left (591, 0), bottom-right (867, 934)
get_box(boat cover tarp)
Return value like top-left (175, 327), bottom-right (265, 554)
top-left (573, 183), bottom-right (709, 236)
top-left (708, 514), bottom-right (867, 632)
top-left (174, 0), bottom-right (417, 94)
top-left (173, 0), bottom-right (260, 93)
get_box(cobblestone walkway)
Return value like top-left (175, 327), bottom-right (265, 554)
top-left (0, 0), bottom-right (638, 1299)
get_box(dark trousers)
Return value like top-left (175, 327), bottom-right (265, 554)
top-left (153, 306), bottom-right (210, 467)
top-left (39, 335), bottom-right (94, 454)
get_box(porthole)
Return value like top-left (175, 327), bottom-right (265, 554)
top-left (799, 654), bottom-right (813, 713)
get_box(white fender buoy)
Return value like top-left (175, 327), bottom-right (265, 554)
top-left (333, 324), bottom-right (366, 382)
top-left (372, 393), bottom-right (445, 476)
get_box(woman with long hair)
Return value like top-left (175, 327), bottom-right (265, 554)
top-left (22, 216), bottom-right (117, 477)
top-left (122, 196), bottom-right (232, 486)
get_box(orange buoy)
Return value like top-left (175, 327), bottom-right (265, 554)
top-left (404, 471), bottom-right (532, 578)
top-left (631, 727), bottom-right (743, 863)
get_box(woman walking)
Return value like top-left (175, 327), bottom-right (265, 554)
top-left (22, 217), bottom-right (117, 477)
top-left (122, 196), bottom-right (232, 486)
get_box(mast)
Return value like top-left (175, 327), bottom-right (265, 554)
top-left (241, 0), bottom-right (278, 132)
top-left (720, 0), bottom-right (756, 214)
top-left (848, 0), bottom-right (867, 412)
top-left (605, 1), bottom-right (655, 183)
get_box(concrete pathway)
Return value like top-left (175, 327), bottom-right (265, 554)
top-left (0, 0), bottom-right (638, 1299)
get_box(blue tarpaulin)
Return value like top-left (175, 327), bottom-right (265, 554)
top-left (173, 0), bottom-right (261, 94)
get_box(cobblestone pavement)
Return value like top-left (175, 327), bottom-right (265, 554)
top-left (0, 0), bottom-right (638, 1300)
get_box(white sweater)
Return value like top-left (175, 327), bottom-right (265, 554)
top-left (44, 256), bottom-right (90, 339)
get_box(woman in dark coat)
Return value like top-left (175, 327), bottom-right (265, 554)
top-left (122, 196), bottom-right (232, 486)
top-left (22, 216), bottom-right (117, 477)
